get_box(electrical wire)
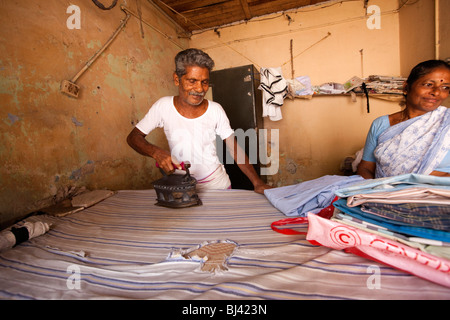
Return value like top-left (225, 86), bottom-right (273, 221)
top-left (153, 0), bottom-right (412, 71)
top-left (155, 0), bottom-right (261, 68)
top-left (91, 0), bottom-right (118, 10)
top-left (121, 6), bottom-right (184, 49)
top-left (280, 32), bottom-right (332, 68)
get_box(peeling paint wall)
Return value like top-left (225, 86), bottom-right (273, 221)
top-left (0, 0), bottom-right (188, 228)
top-left (1, 0), bottom-right (445, 228)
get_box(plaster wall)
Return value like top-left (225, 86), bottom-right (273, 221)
top-left (191, 0), bottom-right (406, 186)
top-left (0, 0), bottom-right (188, 227)
top-left (398, 0), bottom-right (449, 107)
top-left (0, 0), bottom-right (447, 227)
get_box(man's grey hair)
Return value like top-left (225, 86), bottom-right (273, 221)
top-left (174, 48), bottom-right (215, 78)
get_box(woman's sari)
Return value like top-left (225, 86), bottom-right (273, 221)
top-left (374, 106), bottom-right (450, 178)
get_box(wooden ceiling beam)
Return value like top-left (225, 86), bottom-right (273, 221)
top-left (151, 0), bottom-right (331, 32)
top-left (150, 0), bottom-right (190, 29)
top-left (238, 0), bottom-right (252, 20)
top-left (166, 0), bottom-right (230, 14)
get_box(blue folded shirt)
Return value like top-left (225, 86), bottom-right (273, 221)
top-left (264, 175), bottom-right (363, 216)
top-left (333, 198), bottom-right (450, 242)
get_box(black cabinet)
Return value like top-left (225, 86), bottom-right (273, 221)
top-left (210, 65), bottom-right (265, 190)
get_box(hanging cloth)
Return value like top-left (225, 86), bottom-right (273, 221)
top-left (258, 67), bottom-right (288, 121)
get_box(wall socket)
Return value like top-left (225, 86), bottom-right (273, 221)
top-left (61, 80), bottom-right (80, 98)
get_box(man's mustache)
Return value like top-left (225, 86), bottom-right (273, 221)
top-left (189, 91), bottom-right (205, 97)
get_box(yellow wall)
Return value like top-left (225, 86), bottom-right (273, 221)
top-left (399, 0), bottom-right (449, 108)
top-left (191, 0), bottom-right (407, 185)
top-left (399, 0), bottom-right (436, 75)
top-left (438, 0), bottom-right (450, 60)
top-left (0, 0), bottom-right (446, 227)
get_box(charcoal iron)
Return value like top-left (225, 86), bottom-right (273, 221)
top-left (153, 162), bottom-right (202, 208)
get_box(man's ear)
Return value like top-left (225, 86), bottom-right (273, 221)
top-left (173, 72), bottom-right (180, 86)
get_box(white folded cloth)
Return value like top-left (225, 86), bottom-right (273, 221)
top-left (0, 221), bottom-right (50, 252)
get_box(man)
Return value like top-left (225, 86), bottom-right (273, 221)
top-left (127, 48), bottom-right (271, 194)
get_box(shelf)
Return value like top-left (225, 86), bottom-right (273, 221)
top-left (290, 93), bottom-right (403, 102)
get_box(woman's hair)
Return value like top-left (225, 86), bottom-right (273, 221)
top-left (174, 48), bottom-right (215, 78)
top-left (405, 59), bottom-right (450, 94)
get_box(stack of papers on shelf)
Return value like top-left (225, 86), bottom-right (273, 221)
top-left (365, 75), bottom-right (406, 94)
top-left (286, 74), bottom-right (406, 98)
top-left (344, 75), bottom-right (406, 94)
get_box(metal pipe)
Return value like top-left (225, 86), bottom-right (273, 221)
top-left (435, 0), bottom-right (440, 59)
top-left (72, 11), bottom-right (131, 83)
top-left (61, 9), bottom-right (131, 98)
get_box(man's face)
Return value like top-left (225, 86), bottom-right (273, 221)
top-left (174, 65), bottom-right (210, 106)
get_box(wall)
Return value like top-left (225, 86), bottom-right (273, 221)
top-left (438, 0), bottom-right (450, 61)
top-left (0, 0), bottom-right (445, 228)
top-left (0, 0), bottom-right (188, 228)
top-left (400, 0), bottom-right (450, 68)
top-left (398, 0), bottom-right (435, 76)
top-left (398, 0), bottom-right (450, 107)
top-left (190, 0), bottom-right (405, 186)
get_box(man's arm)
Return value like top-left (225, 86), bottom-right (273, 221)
top-left (126, 127), bottom-right (181, 173)
top-left (224, 135), bottom-right (272, 194)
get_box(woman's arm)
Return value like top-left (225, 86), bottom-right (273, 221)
top-left (430, 170), bottom-right (450, 177)
top-left (357, 160), bottom-right (376, 179)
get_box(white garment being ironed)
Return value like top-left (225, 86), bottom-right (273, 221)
top-left (264, 175), bottom-right (364, 216)
top-left (196, 164), bottom-right (231, 191)
top-left (258, 67), bottom-right (288, 121)
top-left (136, 96), bottom-right (234, 189)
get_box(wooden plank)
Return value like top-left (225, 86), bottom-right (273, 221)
top-left (150, 0), bottom-right (192, 31)
top-left (165, 0), bottom-right (232, 14)
top-left (238, 0), bottom-right (252, 20)
top-left (183, 1), bottom-right (247, 28)
top-left (248, 0), bottom-right (312, 15)
top-left (152, 0), bottom-right (331, 32)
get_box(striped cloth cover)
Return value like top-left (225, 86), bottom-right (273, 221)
top-left (0, 189), bottom-right (449, 300)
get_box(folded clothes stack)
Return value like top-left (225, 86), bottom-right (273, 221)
top-left (333, 174), bottom-right (450, 260)
top-left (266, 173), bottom-right (450, 286)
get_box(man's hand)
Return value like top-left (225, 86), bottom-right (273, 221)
top-left (127, 127), bottom-right (181, 174)
top-left (154, 149), bottom-right (182, 174)
top-left (253, 181), bottom-right (273, 195)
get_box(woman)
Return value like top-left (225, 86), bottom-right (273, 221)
top-left (357, 60), bottom-right (450, 179)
